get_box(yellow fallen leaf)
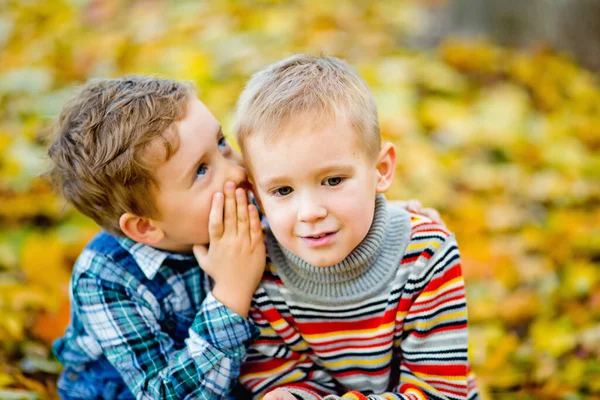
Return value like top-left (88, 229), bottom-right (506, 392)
top-left (531, 319), bottom-right (577, 357)
top-left (0, 373), bottom-right (15, 388)
top-left (500, 290), bottom-right (540, 324)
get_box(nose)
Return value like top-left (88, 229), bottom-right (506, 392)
top-left (224, 158), bottom-right (248, 186)
top-left (297, 194), bottom-right (327, 223)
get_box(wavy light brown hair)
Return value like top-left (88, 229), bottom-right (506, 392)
top-left (234, 54), bottom-right (380, 160)
top-left (47, 76), bottom-right (193, 236)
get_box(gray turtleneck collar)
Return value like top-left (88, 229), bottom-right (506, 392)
top-left (265, 194), bottom-right (411, 305)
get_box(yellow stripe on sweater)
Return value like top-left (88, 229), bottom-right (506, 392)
top-left (303, 321), bottom-right (395, 341)
top-left (409, 214), bottom-right (432, 227)
top-left (405, 240), bottom-right (441, 252)
top-left (322, 353), bottom-right (392, 369)
top-left (274, 370), bottom-right (305, 387)
top-left (413, 371), bottom-right (466, 382)
top-left (270, 318), bottom-right (288, 329)
top-left (417, 276), bottom-right (464, 302)
top-left (403, 310), bottom-right (467, 331)
top-left (402, 376), bottom-right (438, 396)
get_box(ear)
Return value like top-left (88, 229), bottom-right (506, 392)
top-left (119, 212), bottom-right (165, 246)
top-left (375, 142), bottom-right (397, 193)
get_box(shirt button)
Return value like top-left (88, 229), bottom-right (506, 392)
top-left (67, 371), bottom-right (78, 381)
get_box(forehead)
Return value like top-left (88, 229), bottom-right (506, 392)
top-left (149, 98), bottom-right (219, 176)
top-left (245, 117), bottom-right (370, 179)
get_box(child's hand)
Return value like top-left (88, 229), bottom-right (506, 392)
top-left (263, 390), bottom-right (298, 400)
top-left (193, 181), bottom-right (266, 318)
top-left (394, 199), bottom-right (445, 227)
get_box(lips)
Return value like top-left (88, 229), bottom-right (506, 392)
top-left (304, 232), bottom-right (333, 239)
top-left (300, 231), bottom-right (337, 248)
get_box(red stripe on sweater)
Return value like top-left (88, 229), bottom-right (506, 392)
top-left (411, 292), bottom-right (465, 314)
top-left (295, 308), bottom-right (396, 334)
top-left (408, 323), bottom-right (468, 338)
top-left (410, 227), bottom-right (450, 236)
top-left (403, 362), bottom-right (467, 377)
top-left (311, 339), bottom-right (393, 354)
top-left (419, 264), bottom-right (463, 294)
top-left (401, 254), bottom-right (420, 264)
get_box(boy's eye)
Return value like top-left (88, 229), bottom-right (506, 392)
top-left (274, 186), bottom-right (293, 197)
top-left (323, 177), bottom-right (344, 186)
top-left (196, 164), bottom-right (208, 178)
top-left (218, 136), bottom-right (228, 150)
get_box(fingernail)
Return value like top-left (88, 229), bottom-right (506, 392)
top-left (226, 181), bottom-right (235, 190)
top-left (214, 192), bottom-right (223, 200)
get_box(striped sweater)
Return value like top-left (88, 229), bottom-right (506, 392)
top-left (240, 197), bottom-right (478, 400)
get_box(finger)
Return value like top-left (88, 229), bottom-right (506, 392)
top-left (223, 181), bottom-right (237, 234)
top-left (406, 199), bottom-right (423, 213)
top-left (208, 192), bottom-right (224, 239)
top-left (236, 188), bottom-right (249, 237)
top-left (423, 207), bottom-right (444, 225)
top-left (248, 204), bottom-right (263, 246)
top-left (263, 392), bottom-right (283, 400)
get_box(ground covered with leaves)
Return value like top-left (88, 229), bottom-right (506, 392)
top-left (0, 1), bottom-right (598, 399)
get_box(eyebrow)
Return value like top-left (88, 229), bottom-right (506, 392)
top-left (183, 125), bottom-right (223, 183)
top-left (258, 163), bottom-right (355, 189)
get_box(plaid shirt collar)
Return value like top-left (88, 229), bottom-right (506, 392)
top-left (115, 236), bottom-right (196, 280)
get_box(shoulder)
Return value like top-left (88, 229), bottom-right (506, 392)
top-left (71, 232), bottom-right (140, 292)
top-left (407, 212), bottom-right (453, 244)
top-left (70, 234), bottom-right (168, 322)
top-left (399, 211), bottom-right (460, 276)
top-left (384, 202), bottom-right (453, 251)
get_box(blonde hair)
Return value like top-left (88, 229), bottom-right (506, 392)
top-left (235, 54), bottom-right (380, 159)
top-left (47, 76), bottom-right (193, 236)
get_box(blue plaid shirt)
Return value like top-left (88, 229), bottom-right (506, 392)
top-left (53, 232), bottom-right (258, 399)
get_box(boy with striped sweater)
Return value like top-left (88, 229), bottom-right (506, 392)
top-left (234, 55), bottom-right (479, 400)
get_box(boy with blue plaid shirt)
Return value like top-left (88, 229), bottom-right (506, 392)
top-left (48, 76), bottom-right (266, 399)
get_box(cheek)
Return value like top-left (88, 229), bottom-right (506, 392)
top-left (195, 200), bottom-right (211, 224)
top-left (178, 192), bottom-right (212, 234)
top-left (333, 187), bottom-right (368, 211)
top-left (336, 193), bottom-right (375, 229)
top-left (262, 201), bottom-right (294, 232)
top-left (183, 200), bottom-right (212, 242)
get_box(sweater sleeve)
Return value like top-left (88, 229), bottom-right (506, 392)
top-left (322, 236), bottom-right (477, 400)
top-left (239, 290), bottom-right (340, 399)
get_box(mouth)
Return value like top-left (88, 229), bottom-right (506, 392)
top-left (303, 232), bottom-right (334, 239)
top-left (300, 231), bottom-right (338, 248)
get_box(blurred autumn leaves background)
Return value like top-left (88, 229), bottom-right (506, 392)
top-left (0, 0), bottom-right (599, 399)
